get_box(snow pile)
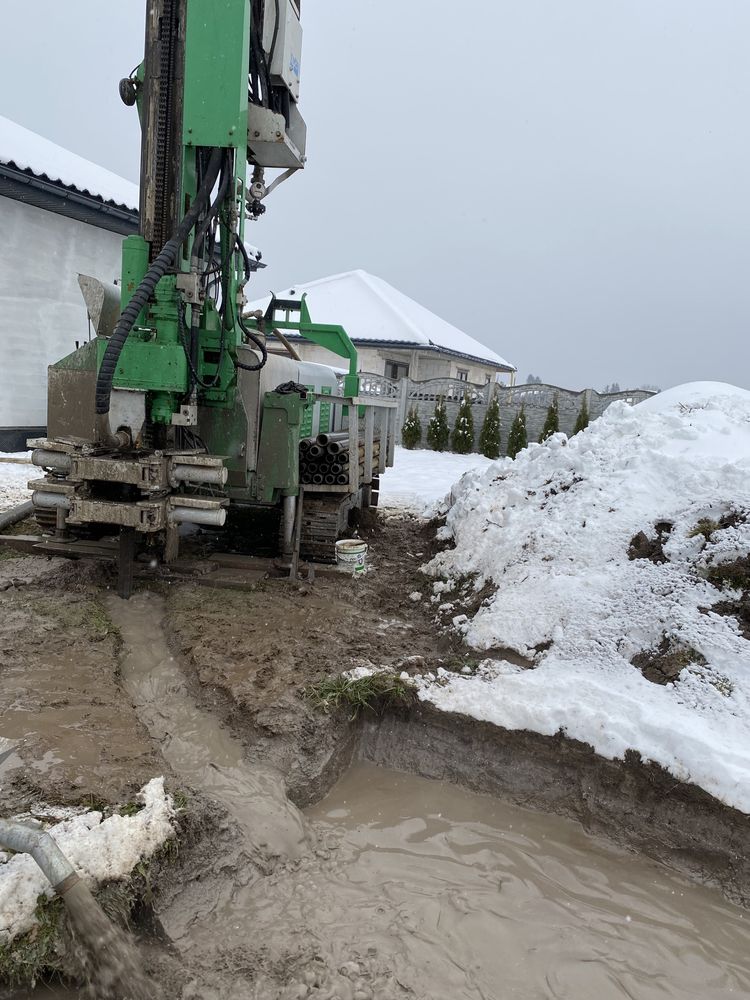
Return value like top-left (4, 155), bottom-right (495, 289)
top-left (0, 778), bottom-right (174, 943)
top-left (0, 459), bottom-right (34, 513)
top-left (418, 382), bottom-right (750, 812)
top-left (379, 447), bottom-right (494, 515)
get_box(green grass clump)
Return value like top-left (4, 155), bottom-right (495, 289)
top-left (118, 801), bottom-right (145, 817)
top-left (688, 518), bottom-right (719, 541)
top-left (31, 596), bottom-right (120, 644)
top-left (0, 894), bottom-right (66, 987)
top-left (172, 790), bottom-right (189, 811)
top-left (307, 673), bottom-right (416, 719)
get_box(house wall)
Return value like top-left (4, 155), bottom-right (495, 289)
top-left (285, 341), bottom-right (508, 385)
top-left (0, 197), bottom-right (124, 446)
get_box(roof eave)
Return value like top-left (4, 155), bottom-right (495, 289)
top-left (0, 162), bottom-right (139, 236)
top-left (269, 332), bottom-right (515, 372)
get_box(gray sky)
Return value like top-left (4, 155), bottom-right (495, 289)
top-left (2, 0), bottom-right (749, 390)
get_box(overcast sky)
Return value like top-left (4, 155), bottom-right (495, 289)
top-left (2, 1), bottom-right (749, 390)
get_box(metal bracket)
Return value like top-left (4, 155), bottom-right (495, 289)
top-left (172, 404), bottom-right (199, 426)
top-left (175, 272), bottom-right (204, 305)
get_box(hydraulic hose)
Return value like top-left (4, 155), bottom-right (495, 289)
top-left (94, 147), bottom-right (223, 445)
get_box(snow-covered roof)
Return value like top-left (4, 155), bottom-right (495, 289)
top-left (0, 114), bottom-right (138, 211)
top-left (248, 270), bottom-right (515, 370)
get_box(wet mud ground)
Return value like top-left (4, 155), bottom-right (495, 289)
top-left (0, 513), bottom-right (749, 997)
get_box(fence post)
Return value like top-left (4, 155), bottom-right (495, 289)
top-left (396, 378), bottom-right (409, 441)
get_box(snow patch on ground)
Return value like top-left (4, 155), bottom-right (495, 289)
top-left (0, 778), bottom-right (175, 943)
top-left (414, 383), bottom-right (750, 813)
top-left (378, 447), bottom-right (494, 515)
top-left (0, 459), bottom-right (34, 513)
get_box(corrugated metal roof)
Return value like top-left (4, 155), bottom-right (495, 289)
top-left (247, 270), bottom-right (516, 371)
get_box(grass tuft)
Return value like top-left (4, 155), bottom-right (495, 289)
top-left (30, 596), bottom-right (121, 644)
top-left (118, 801), bottom-right (145, 818)
top-left (0, 894), bottom-right (66, 987)
top-left (688, 518), bottom-right (719, 541)
top-left (171, 790), bottom-right (189, 811)
top-left (306, 673), bottom-right (416, 719)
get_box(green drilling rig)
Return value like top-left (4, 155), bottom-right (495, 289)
top-left (20, 0), bottom-right (395, 594)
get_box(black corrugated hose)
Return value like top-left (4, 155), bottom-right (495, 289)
top-left (94, 147), bottom-right (223, 442)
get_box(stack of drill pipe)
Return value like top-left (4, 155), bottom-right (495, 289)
top-left (299, 436), bottom-right (380, 486)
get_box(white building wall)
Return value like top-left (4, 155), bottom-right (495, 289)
top-left (287, 341), bottom-right (506, 385)
top-left (0, 198), bottom-right (124, 430)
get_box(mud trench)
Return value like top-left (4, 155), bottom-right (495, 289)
top-left (1, 515), bottom-right (749, 999)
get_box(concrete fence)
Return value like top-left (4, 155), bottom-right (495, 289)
top-left (346, 374), bottom-right (655, 456)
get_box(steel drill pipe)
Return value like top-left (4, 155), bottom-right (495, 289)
top-left (311, 473), bottom-right (324, 485)
top-left (327, 442), bottom-right (381, 457)
top-left (315, 431), bottom-right (349, 446)
top-left (308, 444), bottom-right (324, 459)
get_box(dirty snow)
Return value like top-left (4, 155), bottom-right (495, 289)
top-left (409, 382), bottom-right (750, 813)
top-left (0, 778), bottom-right (174, 943)
top-left (379, 447), bottom-right (494, 515)
top-left (0, 458), bottom-right (34, 512)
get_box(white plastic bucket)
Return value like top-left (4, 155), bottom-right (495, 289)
top-left (335, 538), bottom-right (368, 575)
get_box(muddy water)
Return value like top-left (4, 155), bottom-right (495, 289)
top-left (62, 881), bottom-right (155, 1000)
top-left (240, 764), bottom-right (750, 1000)
top-left (105, 596), bottom-right (750, 998)
top-left (107, 592), bottom-right (309, 860)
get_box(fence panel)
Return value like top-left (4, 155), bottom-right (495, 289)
top-left (354, 376), bottom-right (655, 456)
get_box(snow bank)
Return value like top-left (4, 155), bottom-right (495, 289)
top-left (379, 447), bottom-right (494, 515)
top-left (0, 778), bottom-right (174, 943)
top-left (419, 383), bottom-right (750, 813)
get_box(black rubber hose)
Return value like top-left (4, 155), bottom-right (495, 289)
top-left (95, 147), bottom-right (223, 425)
top-left (194, 155), bottom-right (231, 261)
top-left (235, 313), bottom-right (268, 372)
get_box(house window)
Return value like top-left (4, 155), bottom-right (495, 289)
top-left (385, 359), bottom-right (409, 380)
top-left (484, 374), bottom-right (492, 384)
top-left (456, 368), bottom-right (469, 382)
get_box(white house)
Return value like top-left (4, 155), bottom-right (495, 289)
top-left (247, 270), bottom-right (516, 387)
top-left (0, 115), bottom-right (138, 449)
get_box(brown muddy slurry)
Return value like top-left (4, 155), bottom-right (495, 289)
top-left (243, 764), bottom-right (750, 1000)
top-left (106, 591), bottom-right (310, 862)
top-left (2, 518), bottom-right (750, 997)
top-left (81, 595), bottom-right (750, 997)
top-left (61, 881), bottom-right (154, 1000)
